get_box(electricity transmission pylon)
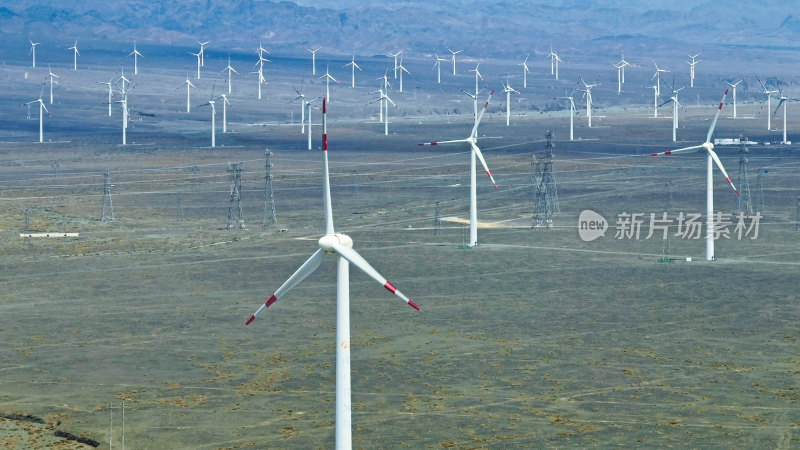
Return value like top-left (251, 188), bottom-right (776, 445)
top-left (100, 168), bottom-right (114, 222)
top-left (263, 149), bottom-right (277, 227)
top-left (227, 162), bottom-right (245, 229)
top-left (735, 137), bottom-right (753, 214)
top-left (532, 130), bottom-right (559, 228)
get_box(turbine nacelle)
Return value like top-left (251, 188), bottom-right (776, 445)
top-left (318, 233), bottom-right (353, 253)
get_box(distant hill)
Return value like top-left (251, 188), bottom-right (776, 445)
top-left (2, 0), bottom-right (798, 59)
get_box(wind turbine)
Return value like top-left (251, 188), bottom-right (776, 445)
top-left (687, 53), bottom-right (701, 88)
top-left (290, 85), bottom-right (310, 134)
top-left (389, 50), bottom-right (403, 79)
top-left (548, 47), bottom-right (562, 80)
top-left (652, 89), bottom-right (739, 261)
top-left (67, 40), bottom-right (79, 70)
top-left (218, 94), bottom-right (231, 133)
top-left (129, 42), bottom-right (143, 75)
top-left (98, 77), bottom-right (115, 117)
top-left (578, 77), bottom-right (598, 128)
top-left (369, 89), bottom-right (397, 136)
top-left (253, 45), bottom-right (270, 100)
top-left (447, 48), bottom-right (462, 75)
top-left (468, 63), bottom-right (483, 100)
top-left (197, 40), bottom-right (210, 66)
top-left (559, 90), bottom-right (577, 141)
top-left (221, 55), bottom-right (239, 94)
top-left (116, 97), bottom-right (128, 145)
top-left (29, 40), bottom-right (39, 68)
top-left (177, 74), bottom-right (196, 113)
top-left (118, 66), bottom-right (131, 94)
top-left (319, 65), bottom-right (339, 102)
top-left (245, 98), bottom-right (418, 450)
top-left (652, 63), bottom-right (669, 96)
top-left (650, 84), bottom-right (659, 118)
top-left (395, 58), bottom-right (410, 93)
top-left (197, 95), bottom-right (218, 148)
top-left (725, 80), bottom-right (743, 118)
top-left (501, 76), bottom-right (520, 126)
top-left (433, 54), bottom-right (447, 84)
top-left (307, 47), bottom-right (320, 75)
top-left (658, 80), bottom-right (685, 142)
top-left (189, 51), bottom-right (202, 79)
top-left (419, 90), bottom-right (498, 248)
top-left (612, 61), bottom-right (624, 94)
top-left (24, 86), bottom-right (49, 143)
top-left (344, 53), bottom-right (361, 88)
top-left (373, 72), bottom-right (391, 123)
top-left (772, 84), bottom-right (789, 144)
top-left (47, 65), bottom-right (60, 105)
top-left (460, 89), bottom-right (481, 124)
top-left (520, 55), bottom-right (531, 88)
top-left (617, 52), bottom-right (630, 84)
top-left (757, 76), bottom-right (778, 131)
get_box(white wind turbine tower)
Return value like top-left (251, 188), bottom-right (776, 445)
top-left (290, 86), bottom-right (309, 134)
top-left (772, 83), bottom-right (789, 144)
top-left (246, 98), bottom-right (418, 450)
top-left (118, 66), bottom-right (131, 94)
top-left (47, 65), bottom-right (60, 105)
top-left (98, 77), bottom-right (115, 117)
top-left (177, 74), bottom-right (197, 113)
top-left (501, 76), bottom-right (520, 126)
top-left (658, 81), bottom-right (685, 142)
top-left (448, 48), bottom-right (462, 75)
top-left (757, 77), bottom-right (778, 131)
top-left (520, 55), bottom-right (531, 88)
top-left (369, 88), bottom-right (397, 136)
top-left (130, 42), bottom-right (143, 75)
top-left (395, 58), bottom-right (410, 93)
top-left (419, 90), bottom-right (498, 247)
top-left (687, 53), bottom-right (701, 88)
top-left (650, 84), bottom-right (659, 118)
top-left (218, 94), bottom-right (231, 133)
top-left (725, 80), bottom-right (743, 118)
top-left (612, 61), bottom-right (624, 94)
top-left (197, 95), bottom-right (218, 148)
top-left (652, 89), bottom-right (739, 261)
top-left (460, 89), bottom-right (481, 124)
top-left (197, 40), bottom-right (210, 66)
top-left (344, 53), bottom-right (361, 88)
top-left (221, 55), bottom-right (239, 94)
top-left (307, 47), bottom-right (320, 75)
top-left (468, 63), bottom-right (483, 103)
top-left (617, 52), bottom-right (630, 84)
top-left (320, 65), bottom-right (339, 102)
top-left (389, 50), bottom-right (403, 79)
top-left (433, 54), bottom-right (448, 84)
top-left (253, 45), bottom-right (270, 100)
top-left (548, 47), bottom-right (562, 80)
top-left (25, 86), bottom-right (49, 143)
top-left (29, 40), bottom-right (39, 68)
top-left (189, 51), bottom-right (202, 79)
top-left (116, 97), bottom-right (128, 145)
top-left (579, 77), bottom-right (598, 128)
top-left (652, 63), bottom-right (669, 96)
top-left (68, 40), bottom-right (79, 70)
top-left (559, 90), bottom-right (577, 141)
top-left (372, 72), bottom-right (391, 123)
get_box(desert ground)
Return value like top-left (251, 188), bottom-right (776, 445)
top-left (0, 43), bottom-right (799, 448)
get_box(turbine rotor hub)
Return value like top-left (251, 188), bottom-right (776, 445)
top-left (318, 233), bottom-right (353, 252)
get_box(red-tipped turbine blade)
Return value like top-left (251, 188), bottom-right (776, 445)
top-left (707, 148), bottom-right (740, 196)
top-left (471, 90), bottom-right (495, 138)
top-left (704, 88), bottom-right (729, 144)
top-left (245, 249), bottom-right (324, 325)
top-left (331, 243), bottom-right (419, 310)
top-left (471, 141), bottom-right (498, 188)
top-left (419, 138), bottom-right (469, 146)
top-left (652, 144), bottom-right (703, 157)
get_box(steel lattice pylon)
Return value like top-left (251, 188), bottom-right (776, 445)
top-left (532, 130), bottom-right (559, 229)
top-left (100, 168), bottom-right (114, 222)
top-left (263, 149), bottom-right (277, 227)
top-left (227, 162), bottom-right (245, 229)
top-left (735, 137), bottom-right (753, 215)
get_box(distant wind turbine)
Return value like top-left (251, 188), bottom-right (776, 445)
top-left (189, 51), bottom-right (202, 79)
top-left (319, 65), bottom-right (339, 102)
top-left (725, 79), bottom-right (743, 118)
top-left (130, 42), bottom-right (143, 75)
top-left (24, 86), bottom-right (49, 143)
top-left (344, 53), bottom-right (361, 88)
top-left (579, 77), bottom-right (598, 128)
top-left (433, 54), bottom-right (448, 84)
top-left (520, 54), bottom-right (531, 88)
top-left (448, 48), bottom-right (462, 75)
top-left (197, 40), bottom-right (210, 66)
top-left (68, 40), bottom-right (79, 70)
top-left (47, 65), bottom-right (60, 105)
top-left (308, 47), bottom-right (320, 75)
top-left (221, 55), bottom-right (239, 94)
top-left (29, 40), bottom-right (39, 68)
top-left (757, 76), bottom-right (778, 131)
top-left (687, 53), bottom-right (701, 88)
top-left (177, 73), bottom-right (197, 113)
top-left (395, 58), bottom-right (410, 93)
top-left (501, 75), bottom-right (520, 126)
top-left (389, 50), bottom-right (403, 79)
top-left (98, 77), bottom-right (115, 117)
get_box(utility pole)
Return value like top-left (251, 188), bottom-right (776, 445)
top-left (434, 200), bottom-right (442, 236)
top-left (100, 168), bottom-right (114, 222)
top-left (227, 162), bottom-right (245, 229)
top-left (177, 193), bottom-right (185, 222)
top-left (735, 136), bottom-right (753, 214)
top-left (532, 130), bottom-right (560, 228)
top-left (263, 149), bottom-right (277, 227)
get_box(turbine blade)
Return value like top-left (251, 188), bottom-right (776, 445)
top-left (707, 148), bottom-right (740, 196)
top-left (330, 244), bottom-right (419, 310)
top-left (704, 88), bottom-right (729, 144)
top-left (471, 142), bottom-right (498, 188)
top-left (651, 145), bottom-right (703, 156)
top-left (471, 90), bottom-right (495, 138)
top-left (772, 99), bottom-right (786, 120)
top-left (245, 249), bottom-right (325, 325)
top-left (418, 138), bottom-right (469, 146)
top-left (321, 98), bottom-right (334, 235)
